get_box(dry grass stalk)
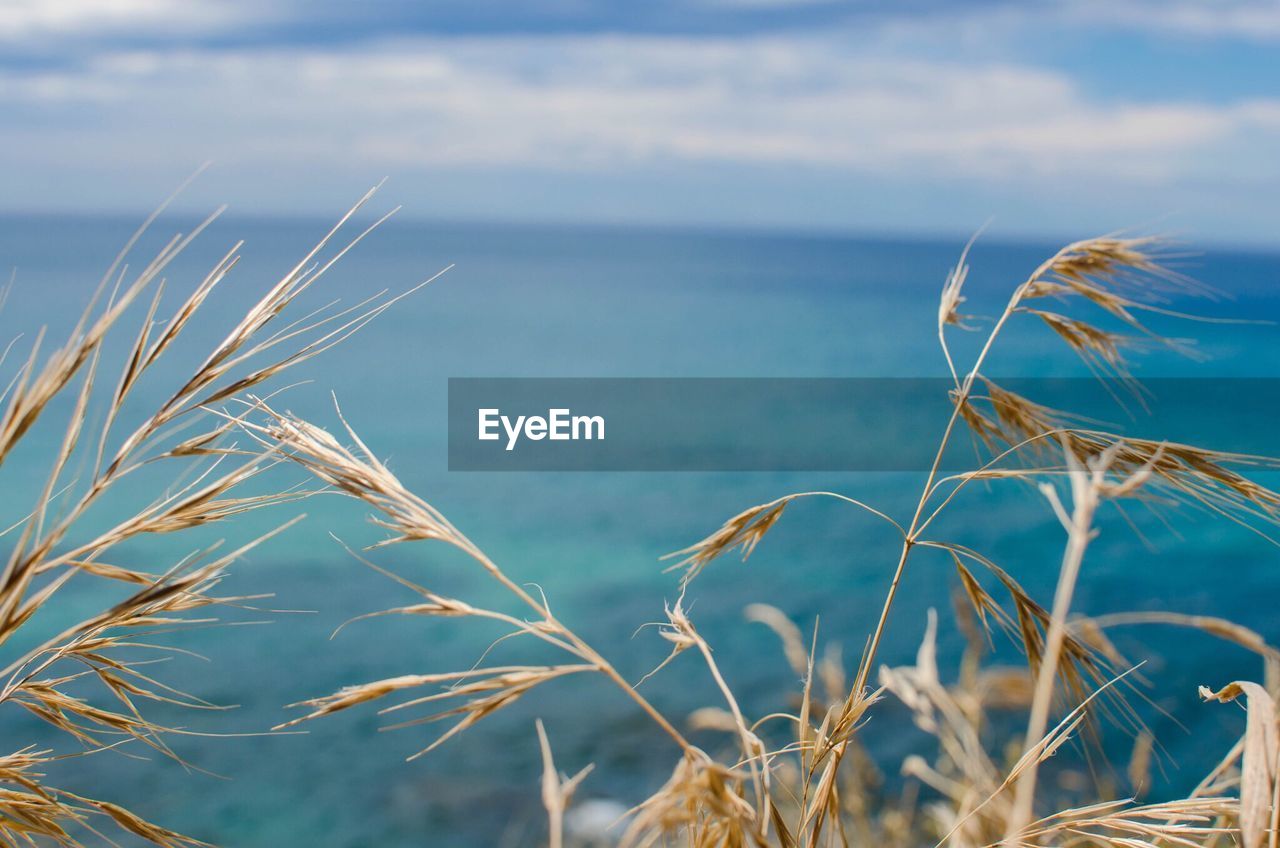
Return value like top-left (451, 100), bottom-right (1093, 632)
top-left (0, 186), bottom-right (423, 846)
top-left (1200, 682), bottom-right (1278, 848)
top-left (270, 233), bottom-right (1275, 848)
top-left (247, 398), bottom-right (701, 754)
top-left (536, 719), bottom-right (595, 848)
top-left (1002, 444), bottom-right (1133, 844)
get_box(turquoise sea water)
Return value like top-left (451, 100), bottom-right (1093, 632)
top-left (1, 213), bottom-right (1279, 846)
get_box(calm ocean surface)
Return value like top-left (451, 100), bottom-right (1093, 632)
top-left (1, 213), bottom-right (1279, 846)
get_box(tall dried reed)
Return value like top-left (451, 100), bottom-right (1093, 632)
top-left (264, 230), bottom-right (1280, 848)
top-left (0, 185), bottom-right (436, 846)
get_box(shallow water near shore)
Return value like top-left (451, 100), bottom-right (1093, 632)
top-left (2, 213), bottom-right (1279, 846)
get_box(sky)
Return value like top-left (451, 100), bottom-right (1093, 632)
top-left (1, 1), bottom-right (1278, 245)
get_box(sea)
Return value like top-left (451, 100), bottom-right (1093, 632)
top-left (1, 212), bottom-right (1278, 846)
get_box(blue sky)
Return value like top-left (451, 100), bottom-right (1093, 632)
top-left (1, 1), bottom-right (1278, 245)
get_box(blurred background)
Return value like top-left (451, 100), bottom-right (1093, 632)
top-left (1, 2), bottom-right (1278, 846)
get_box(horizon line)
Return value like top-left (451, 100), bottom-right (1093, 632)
top-left (3, 205), bottom-right (1277, 257)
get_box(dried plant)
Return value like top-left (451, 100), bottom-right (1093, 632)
top-left (0, 185), bottom-right (430, 846)
top-left (266, 232), bottom-right (1277, 848)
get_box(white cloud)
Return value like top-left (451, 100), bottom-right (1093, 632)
top-left (1, 35), bottom-right (1274, 186)
top-left (0, 31), bottom-right (1276, 244)
top-left (0, 0), bottom-right (242, 41)
top-left (1065, 0), bottom-right (1280, 40)
top-left (870, 0), bottom-right (1280, 44)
